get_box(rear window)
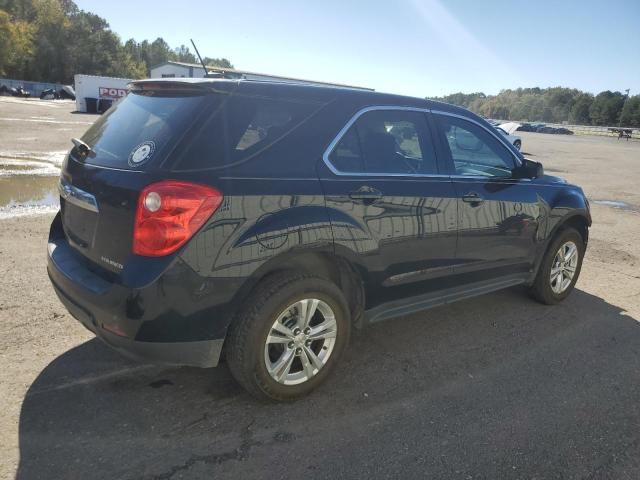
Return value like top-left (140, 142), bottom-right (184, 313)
top-left (174, 94), bottom-right (322, 171)
top-left (80, 91), bottom-right (217, 170)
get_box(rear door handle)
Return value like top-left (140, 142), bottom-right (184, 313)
top-left (349, 186), bottom-right (383, 203)
top-left (462, 192), bottom-right (484, 204)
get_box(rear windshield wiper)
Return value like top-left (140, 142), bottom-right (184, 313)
top-left (71, 138), bottom-right (96, 159)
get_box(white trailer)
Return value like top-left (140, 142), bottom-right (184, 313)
top-left (74, 74), bottom-right (134, 113)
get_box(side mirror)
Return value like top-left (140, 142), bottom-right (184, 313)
top-left (517, 158), bottom-right (544, 179)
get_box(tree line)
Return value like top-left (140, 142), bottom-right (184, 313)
top-left (2, 0), bottom-right (638, 128)
top-left (0, 0), bottom-right (233, 84)
top-left (431, 87), bottom-right (640, 128)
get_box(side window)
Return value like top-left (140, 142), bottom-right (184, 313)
top-left (175, 95), bottom-right (320, 170)
top-left (328, 110), bottom-right (437, 175)
top-left (235, 106), bottom-right (295, 151)
top-left (435, 114), bottom-right (516, 177)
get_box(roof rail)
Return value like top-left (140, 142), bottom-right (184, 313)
top-left (150, 60), bottom-right (373, 91)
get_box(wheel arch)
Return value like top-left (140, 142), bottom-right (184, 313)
top-left (226, 251), bottom-right (365, 332)
top-left (530, 212), bottom-right (590, 284)
top-left (555, 214), bottom-right (590, 245)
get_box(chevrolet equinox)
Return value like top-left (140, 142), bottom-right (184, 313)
top-left (48, 78), bottom-right (591, 400)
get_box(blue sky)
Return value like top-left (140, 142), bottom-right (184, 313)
top-left (76, 0), bottom-right (639, 98)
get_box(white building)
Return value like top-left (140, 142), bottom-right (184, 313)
top-left (74, 74), bottom-right (133, 113)
top-left (150, 61), bottom-right (209, 79)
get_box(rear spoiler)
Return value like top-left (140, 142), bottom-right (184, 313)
top-left (128, 79), bottom-right (238, 95)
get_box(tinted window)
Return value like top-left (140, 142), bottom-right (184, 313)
top-left (435, 114), bottom-right (516, 177)
top-left (175, 95), bottom-right (321, 170)
top-left (329, 110), bottom-right (436, 175)
top-left (81, 91), bottom-right (215, 170)
top-left (329, 126), bottom-right (364, 173)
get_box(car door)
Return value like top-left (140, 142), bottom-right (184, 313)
top-left (431, 111), bottom-right (542, 280)
top-left (318, 107), bottom-right (458, 310)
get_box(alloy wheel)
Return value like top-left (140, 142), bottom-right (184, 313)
top-left (264, 299), bottom-right (338, 385)
top-left (550, 241), bottom-right (579, 294)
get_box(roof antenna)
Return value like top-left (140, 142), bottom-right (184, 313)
top-left (190, 39), bottom-right (210, 77)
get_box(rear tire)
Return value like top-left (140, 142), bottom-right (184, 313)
top-left (225, 272), bottom-right (351, 401)
top-left (530, 227), bottom-right (584, 305)
top-left (514, 140), bottom-right (522, 150)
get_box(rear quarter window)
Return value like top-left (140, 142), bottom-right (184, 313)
top-left (173, 94), bottom-right (323, 171)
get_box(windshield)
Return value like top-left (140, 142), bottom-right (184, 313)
top-left (80, 91), bottom-right (218, 169)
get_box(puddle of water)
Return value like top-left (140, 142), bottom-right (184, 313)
top-left (0, 161), bottom-right (60, 176)
top-left (0, 176), bottom-right (59, 219)
top-left (0, 150), bottom-right (67, 218)
top-left (0, 150), bottom-right (67, 166)
top-left (592, 199), bottom-right (640, 214)
top-left (0, 116), bottom-right (93, 125)
top-left (0, 163), bottom-right (33, 171)
top-left (0, 97), bottom-right (74, 108)
top-left (0, 150), bottom-right (66, 177)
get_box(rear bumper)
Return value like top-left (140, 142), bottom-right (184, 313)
top-left (49, 275), bottom-right (223, 366)
top-left (47, 214), bottom-right (226, 368)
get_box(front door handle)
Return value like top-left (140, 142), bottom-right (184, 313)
top-left (349, 186), bottom-right (383, 203)
top-left (462, 192), bottom-right (484, 204)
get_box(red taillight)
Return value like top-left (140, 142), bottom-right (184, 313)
top-left (133, 180), bottom-right (223, 257)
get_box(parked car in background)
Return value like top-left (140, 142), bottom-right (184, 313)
top-left (47, 78), bottom-right (591, 401)
top-left (518, 123), bottom-right (546, 132)
top-left (516, 123), bottom-right (573, 135)
top-left (537, 126), bottom-right (574, 135)
top-left (0, 85), bottom-right (31, 98)
top-left (59, 85), bottom-right (76, 100)
top-left (40, 88), bottom-right (59, 100)
top-left (551, 127), bottom-right (574, 135)
top-left (496, 122), bottom-right (522, 150)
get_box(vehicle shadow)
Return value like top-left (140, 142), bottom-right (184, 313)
top-left (16, 288), bottom-right (640, 480)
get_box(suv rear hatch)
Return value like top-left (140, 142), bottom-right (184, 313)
top-left (59, 79), bottom-right (328, 276)
top-left (59, 81), bottom-right (224, 274)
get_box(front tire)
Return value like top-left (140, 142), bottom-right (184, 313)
top-left (225, 272), bottom-right (351, 401)
top-left (530, 227), bottom-right (585, 305)
top-left (514, 140), bottom-right (522, 150)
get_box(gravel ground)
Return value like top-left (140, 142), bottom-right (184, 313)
top-left (1, 101), bottom-right (639, 479)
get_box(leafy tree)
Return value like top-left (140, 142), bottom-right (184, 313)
top-left (619, 96), bottom-right (640, 127)
top-left (0, 1), bottom-right (233, 83)
top-left (569, 93), bottom-right (593, 124)
top-left (431, 87), bottom-right (629, 126)
top-left (0, 10), bottom-right (35, 76)
top-left (29, 0), bottom-right (72, 82)
top-left (0, 0), bottom-right (36, 19)
top-left (589, 91), bottom-right (625, 126)
top-left (202, 57), bottom-right (234, 69)
top-left (174, 44), bottom-right (196, 63)
top-left (65, 11), bottom-right (144, 80)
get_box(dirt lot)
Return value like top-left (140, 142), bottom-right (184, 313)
top-left (1, 100), bottom-right (639, 479)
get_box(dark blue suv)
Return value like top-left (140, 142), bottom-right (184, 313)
top-left (48, 78), bottom-right (591, 400)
